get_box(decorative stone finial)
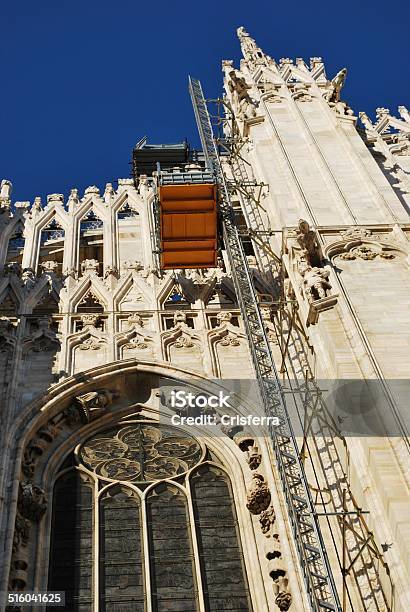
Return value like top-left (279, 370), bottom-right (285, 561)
top-left (0, 179), bottom-right (12, 200)
top-left (31, 197), bottom-right (42, 213)
top-left (84, 185), bottom-right (100, 197)
top-left (47, 193), bottom-right (64, 205)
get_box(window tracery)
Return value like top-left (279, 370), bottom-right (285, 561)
top-left (48, 420), bottom-right (253, 611)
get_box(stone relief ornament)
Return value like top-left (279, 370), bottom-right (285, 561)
top-left (22, 420), bottom-right (62, 478)
top-left (21, 268), bottom-right (36, 292)
top-left (246, 473), bottom-right (271, 514)
top-left (340, 227), bottom-right (372, 240)
top-left (247, 444), bottom-right (262, 470)
top-left (259, 505), bottom-right (276, 535)
top-left (81, 259), bottom-right (100, 275)
top-left (173, 335), bottom-right (195, 349)
top-left (18, 481), bottom-right (47, 522)
top-left (78, 423), bottom-right (202, 483)
top-left (273, 578), bottom-right (292, 612)
top-left (338, 244), bottom-right (396, 261)
top-left (63, 389), bottom-right (119, 426)
top-left (40, 260), bottom-right (59, 274)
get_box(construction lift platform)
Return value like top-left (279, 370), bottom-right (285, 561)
top-left (158, 170), bottom-right (218, 269)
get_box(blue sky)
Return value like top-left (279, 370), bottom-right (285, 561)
top-left (1, 0), bottom-right (409, 202)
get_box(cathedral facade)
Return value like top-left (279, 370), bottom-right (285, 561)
top-left (0, 27), bottom-right (409, 612)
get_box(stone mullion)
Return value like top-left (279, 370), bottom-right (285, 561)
top-left (186, 474), bottom-right (207, 612)
top-left (94, 479), bottom-right (100, 612)
top-left (141, 494), bottom-right (153, 611)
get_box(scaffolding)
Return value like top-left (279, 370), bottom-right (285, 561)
top-left (204, 87), bottom-right (394, 611)
top-left (189, 76), bottom-right (341, 612)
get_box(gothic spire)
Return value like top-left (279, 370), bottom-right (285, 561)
top-left (237, 26), bottom-right (266, 64)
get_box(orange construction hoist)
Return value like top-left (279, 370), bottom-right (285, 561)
top-left (156, 166), bottom-right (219, 270)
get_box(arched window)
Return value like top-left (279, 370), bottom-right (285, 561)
top-left (116, 200), bottom-right (142, 268)
top-left (79, 209), bottom-right (104, 275)
top-left (48, 421), bottom-right (253, 611)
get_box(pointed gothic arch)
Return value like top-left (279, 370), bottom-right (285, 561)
top-left (3, 362), bottom-right (276, 612)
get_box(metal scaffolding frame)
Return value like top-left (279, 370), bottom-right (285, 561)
top-left (189, 76), bottom-right (342, 612)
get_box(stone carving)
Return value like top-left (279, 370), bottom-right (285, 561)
top-left (247, 444), bottom-right (262, 470)
top-left (80, 313), bottom-right (100, 328)
top-left (273, 579), bottom-right (292, 611)
top-left (4, 262), bottom-right (21, 276)
top-left (47, 193), bottom-right (64, 205)
top-left (338, 244), bottom-right (396, 261)
top-left (303, 266), bottom-right (332, 303)
top-left (22, 420), bottom-right (61, 478)
top-left (296, 219), bottom-right (322, 268)
top-left (40, 260), bottom-right (59, 274)
top-left (103, 182), bottom-right (115, 202)
top-left (84, 185), bottom-right (100, 197)
top-left (21, 268), bottom-right (36, 292)
top-left (31, 196), bottom-right (42, 214)
top-left (340, 227), bottom-right (372, 240)
top-left (0, 178), bottom-right (12, 201)
top-left (120, 260), bottom-right (144, 274)
top-left (18, 481), bottom-right (47, 522)
top-left (67, 188), bottom-right (79, 209)
top-left (9, 481), bottom-right (48, 594)
top-left (77, 313), bottom-right (105, 349)
top-left (127, 313), bottom-right (144, 327)
top-left (291, 83), bottom-right (313, 102)
top-left (173, 335), bottom-right (195, 349)
top-left (81, 259), bottom-right (100, 275)
top-left (258, 79), bottom-right (283, 103)
top-left (227, 70), bottom-right (258, 120)
top-left (104, 265), bottom-right (119, 279)
top-left (66, 388), bottom-right (118, 423)
top-left (259, 505), bottom-right (276, 535)
top-left (217, 311), bottom-right (233, 324)
top-left (246, 473), bottom-right (271, 514)
top-left (326, 68), bottom-right (347, 103)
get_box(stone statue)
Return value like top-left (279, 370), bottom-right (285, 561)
top-left (296, 219), bottom-right (322, 267)
top-left (21, 268), bottom-right (36, 291)
top-left (303, 266), bottom-right (332, 302)
top-left (0, 179), bottom-right (12, 200)
top-left (228, 71), bottom-right (257, 119)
